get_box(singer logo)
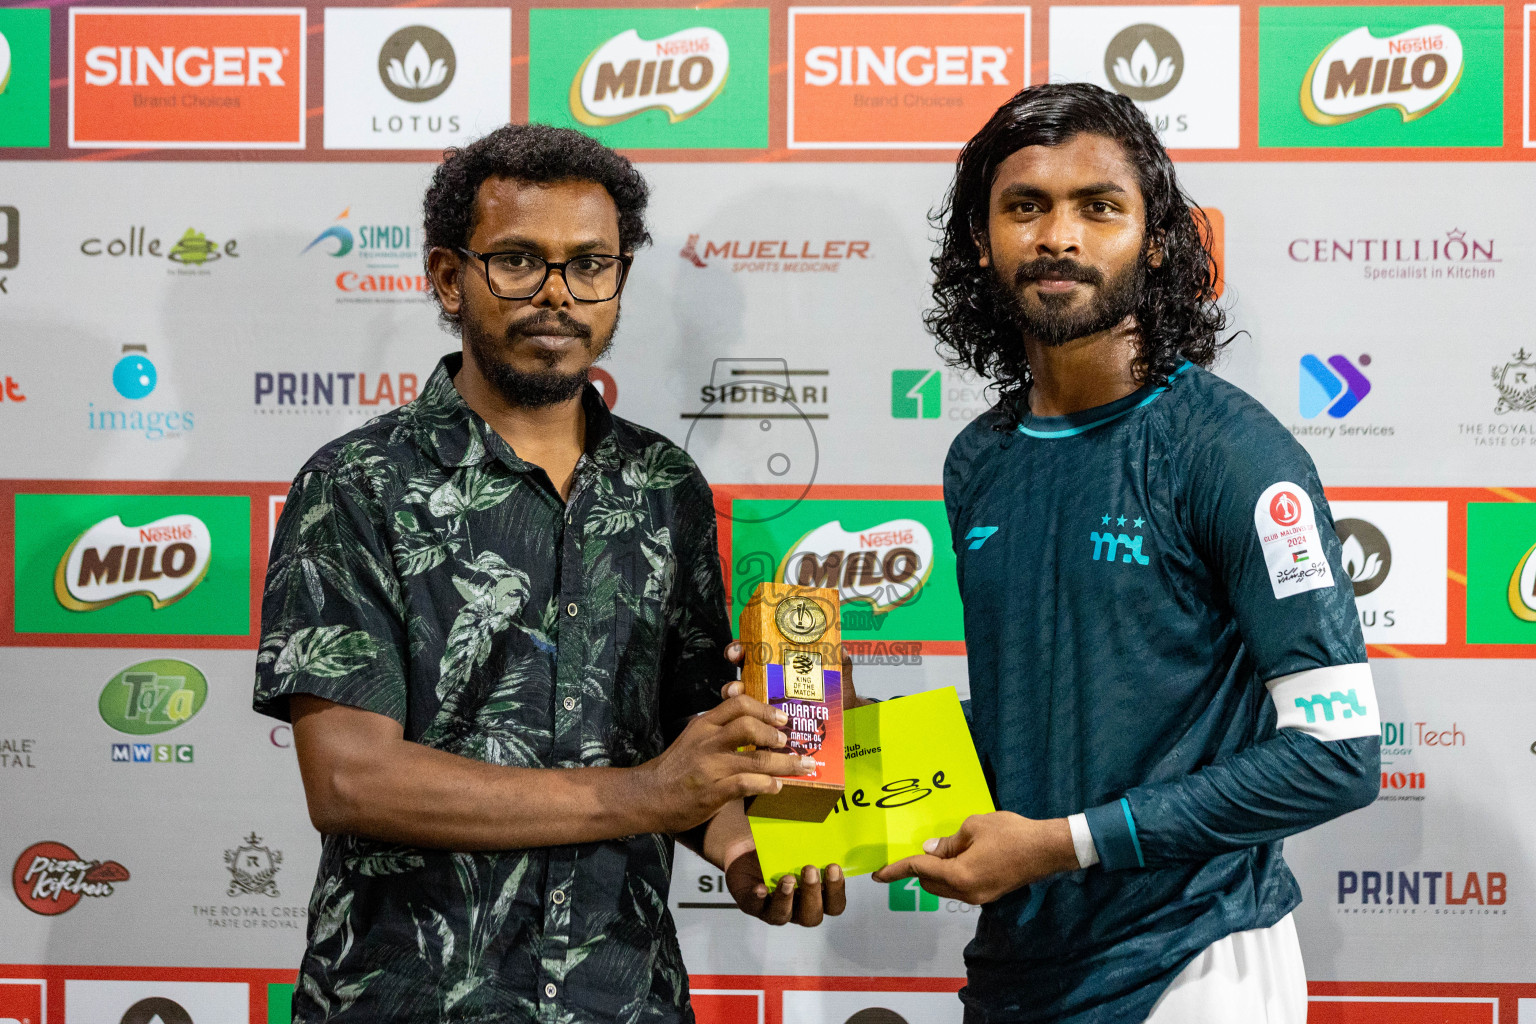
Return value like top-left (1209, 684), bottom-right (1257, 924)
top-left (788, 7), bottom-right (1030, 148)
top-left (70, 7), bottom-right (306, 148)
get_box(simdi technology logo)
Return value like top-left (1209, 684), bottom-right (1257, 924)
top-left (0, 8), bottom-right (50, 148)
top-left (788, 6), bottom-right (1030, 148)
top-left (1258, 5), bottom-right (1503, 147)
top-left (12, 492), bottom-right (251, 637)
top-left (528, 8), bottom-right (768, 149)
top-left (69, 6), bottom-right (306, 149)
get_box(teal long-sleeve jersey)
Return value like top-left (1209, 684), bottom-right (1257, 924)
top-left (943, 363), bottom-right (1380, 1023)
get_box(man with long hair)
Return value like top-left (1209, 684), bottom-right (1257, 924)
top-left (876, 84), bottom-right (1380, 1022)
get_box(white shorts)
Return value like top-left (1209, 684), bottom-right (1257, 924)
top-left (1143, 913), bottom-right (1308, 1024)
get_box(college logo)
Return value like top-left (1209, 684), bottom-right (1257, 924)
top-left (530, 8), bottom-right (768, 148)
top-left (1336, 868), bottom-right (1506, 911)
top-left (69, 7), bottom-right (306, 149)
top-left (80, 225), bottom-right (241, 270)
top-left (789, 7), bottom-right (1029, 149)
top-left (679, 234), bottom-right (870, 274)
top-left (225, 832), bottom-right (281, 897)
top-left (12, 492), bottom-right (252, 639)
top-left (1466, 502), bottom-right (1536, 642)
top-left (1300, 353), bottom-right (1372, 418)
top-left (323, 9), bottom-right (509, 150)
top-left (0, 9), bottom-right (50, 147)
top-left (303, 208), bottom-right (430, 300)
top-left (99, 658), bottom-right (208, 735)
top-left (12, 841), bottom-right (129, 915)
top-left (1254, 481), bottom-right (1335, 598)
top-left (1492, 348), bottom-right (1536, 414)
top-left (1258, 6), bottom-right (1503, 148)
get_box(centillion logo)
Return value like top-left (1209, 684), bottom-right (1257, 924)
top-left (570, 26), bottom-right (728, 126)
top-left (54, 514), bottom-right (212, 611)
top-left (1509, 542), bottom-right (1536, 622)
top-left (1300, 24), bottom-right (1463, 125)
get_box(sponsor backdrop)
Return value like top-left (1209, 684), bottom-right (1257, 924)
top-left (2, 0), bottom-right (1535, 1022)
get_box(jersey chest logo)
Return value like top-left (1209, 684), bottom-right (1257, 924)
top-left (1091, 512), bottom-right (1151, 566)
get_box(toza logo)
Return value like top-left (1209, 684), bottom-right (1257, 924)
top-left (1492, 348), bottom-right (1536, 415)
top-left (1293, 688), bottom-right (1369, 724)
top-left (378, 25), bottom-right (454, 102)
top-left (99, 658), bottom-right (208, 735)
top-left (1301, 24), bottom-right (1462, 126)
top-left (1300, 353), bottom-right (1372, 418)
top-left (55, 513), bottom-right (212, 612)
top-left (1104, 24), bottom-right (1183, 101)
top-left (572, 27), bottom-right (728, 126)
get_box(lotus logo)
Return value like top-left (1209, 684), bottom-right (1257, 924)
top-left (0, 29), bottom-right (12, 96)
top-left (1301, 25), bottom-right (1463, 126)
top-left (1510, 541), bottom-right (1536, 622)
top-left (378, 25), bottom-right (456, 103)
top-left (54, 514), bottom-right (212, 612)
top-left (1104, 24), bottom-right (1183, 102)
top-left (1336, 518), bottom-right (1391, 597)
top-left (571, 27), bottom-right (729, 126)
top-left (779, 519), bottom-right (932, 614)
top-left (1300, 353), bottom-right (1371, 418)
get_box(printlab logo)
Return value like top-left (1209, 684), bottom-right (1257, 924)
top-left (1336, 868), bottom-right (1507, 914)
top-left (1336, 518), bottom-right (1390, 596)
top-left (379, 25), bottom-right (455, 102)
top-left (888, 877), bottom-right (938, 911)
top-left (529, 8), bottom-right (768, 148)
top-left (679, 234), bottom-right (871, 273)
top-left (11, 841), bottom-right (129, 915)
top-left (226, 832), bottom-right (281, 897)
top-left (0, 8), bottom-right (51, 147)
top-left (303, 208), bottom-right (430, 301)
top-left (1299, 353), bottom-right (1371, 418)
top-left (892, 370), bottom-right (940, 419)
top-left (1258, 5), bottom-right (1503, 148)
top-left (1492, 349), bottom-right (1536, 414)
top-left (100, 658), bottom-right (208, 735)
top-left (254, 371), bottom-right (420, 415)
top-left (1105, 24), bottom-right (1182, 101)
top-left (323, 8), bottom-right (509, 150)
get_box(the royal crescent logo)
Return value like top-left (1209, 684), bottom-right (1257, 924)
top-left (1294, 688), bottom-right (1368, 725)
top-left (1301, 24), bottom-right (1463, 126)
top-left (379, 25), bottom-right (455, 103)
top-left (780, 519), bottom-right (932, 616)
top-left (225, 832), bottom-right (282, 897)
top-left (54, 513), bottom-right (212, 612)
top-left (572, 27), bottom-right (729, 126)
top-left (1104, 24), bottom-right (1183, 102)
top-left (1299, 353), bottom-right (1372, 418)
top-left (12, 841), bottom-right (129, 916)
top-left (1492, 349), bottom-right (1536, 415)
top-left (1336, 518), bottom-right (1391, 597)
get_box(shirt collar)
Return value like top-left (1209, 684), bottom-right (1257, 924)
top-left (409, 353), bottom-right (625, 472)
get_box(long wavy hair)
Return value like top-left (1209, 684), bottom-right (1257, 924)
top-left (926, 83), bottom-right (1230, 427)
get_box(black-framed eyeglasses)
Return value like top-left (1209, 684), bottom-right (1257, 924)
top-left (458, 247), bottom-right (632, 303)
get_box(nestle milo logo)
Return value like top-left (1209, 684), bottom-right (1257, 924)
top-left (1294, 688), bottom-right (1369, 723)
top-left (571, 27), bottom-right (728, 126)
top-left (54, 514), bottom-right (212, 611)
top-left (99, 659), bottom-right (208, 735)
top-left (779, 518), bottom-right (933, 615)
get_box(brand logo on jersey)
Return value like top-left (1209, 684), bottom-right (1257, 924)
top-left (571, 27), bottom-right (728, 126)
top-left (1301, 24), bottom-right (1463, 126)
top-left (1090, 512), bottom-right (1150, 566)
top-left (964, 526), bottom-right (998, 550)
top-left (1294, 688), bottom-right (1369, 724)
top-left (54, 514), bottom-right (212, 611)
top-left (1300, 353), bottom-right (1372, 418)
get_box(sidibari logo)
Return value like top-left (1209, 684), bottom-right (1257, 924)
top-left (571, 27), bottom-right (729, 126)
top-left (1336, 518), bottom-right (1390, 597)
top-left (99, 658), bottom-right (208, 735)
top-left (1301, 24), bottom-right (1462, 126)
top-left (1299, 353), bottom-right (1371, 418)
top-left (1104, 23), bottom-right (1182, 102)
top-left (378, 25), bottom-right (454, 103)
top-left (779, 519), bottom-right (932, 616)
top-left (12, 841), bottom-right (129, 916)
top-left (55, 514), bottom-right (212, 611)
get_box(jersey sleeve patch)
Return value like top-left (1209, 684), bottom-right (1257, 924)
top-left (1254, 481), bottom-right (1336, 599)
top-left (1268, 663), bottom-right (1379, 741)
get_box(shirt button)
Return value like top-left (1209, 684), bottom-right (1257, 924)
top-left (552, 889), bottom-right (566, 905)
top-left (545, 983), bottom-right (557, 999)
top-left (563, 696), bottom-right (576, 711)
top-left (566, 602), bottom-right (578, 617)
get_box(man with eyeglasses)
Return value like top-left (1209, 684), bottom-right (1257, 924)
top-left (254, 124), bottom-right (843, 1024)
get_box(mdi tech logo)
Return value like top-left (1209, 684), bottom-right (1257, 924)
top-left (529, 8), bottom-right (768, 149)
top-left (1259, 5), bottom-right (1503, 147)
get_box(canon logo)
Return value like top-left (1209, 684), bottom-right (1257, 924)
top-left (83, 45), bottom-right (284, 87)
top-left (803, 44), bottom-right (1008, 87)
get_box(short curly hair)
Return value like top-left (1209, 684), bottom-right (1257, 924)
top-left (422, 123), bottom-right (652, 326)
top-left (927, 83), bottom-right (1229, 427)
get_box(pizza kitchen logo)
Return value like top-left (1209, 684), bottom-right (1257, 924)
top-left (1301, 23), bottom-right (1462, 126)
top-left (572, 26), bottom-right (729, 126)
top-left (679, 234), bottom-right (871, 274)
top-left (54, 513), bottom-right (212, 611)
top-left (12, 840), bottom-right (129, 916)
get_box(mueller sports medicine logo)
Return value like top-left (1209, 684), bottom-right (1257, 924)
top-left (788, 7), bottom-right (1030, 148)
top-left (572, 27), bottom-right (729, 126)
top-left (680, 234), bottom-right (870, 274)
top-left (70, 7), bottom-right (305, 149)
top-left (55, 514), bottom-right (212, 611)
top-left (1301, 24), bottom-right (1462, 126)
top-left (1337, 869), bottom-right (1506, 914)
top-left (780, 519), bottom-right (933, 615)
top-left (12, 841), bottom-right (129, 915)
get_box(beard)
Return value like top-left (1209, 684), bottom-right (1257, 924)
top-left (992, 252), bottom-right (1145, 347)
top-left (462, 308), bottom-right (616, 409)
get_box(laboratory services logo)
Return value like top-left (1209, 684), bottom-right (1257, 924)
top-left (254, 371), bottom-right (419, 415)
top-left (69, 7), bottom-right (305, 149)
top-left (12, 841), bottom-right (129, 915)
top-left (0, 979), bottom-right (45, 1024)
top-left (64, 982), bottom-right (250, 1023)
top-left (99, 658), bottom-right (208, 735)
top-left (1292, 353), bottom-right (1396, 443)
top-left (1466, 502), bottom-right (1536, 643)
top-left (788, 7), bottom-right (1030, 149)
top-left (323, 9), bottom-right (510, 150)
top-left (679, 234), bottom-right (871, 274)
top-left (1258, 6), bottom-right (1503, 148)
top-left (1336, 868), bottom-right (1507, 914)
top-left (1048, 6), bottom-right (1240, 149)
top-left (302, 208), bottom-right (431, 302)
top-left (80, 225), bottom-right (241, 275)
top-left (88, 344), bottom-right (194, 442)
top-left (12, 492), bottom-right (252, 639)
top-left (1, 204), bottom-right (18, 297)
top-left (530, 8), bottom-right (768, 149)
top-left (1330, 502), bottom-right (1449, 644)
top-left (0, 9), bottom-right (49, 148)
top-left (1287, 227), bottom-right (1497, 281)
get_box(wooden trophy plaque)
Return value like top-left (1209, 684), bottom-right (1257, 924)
top-left (738, 581), bottom-right (845, 822)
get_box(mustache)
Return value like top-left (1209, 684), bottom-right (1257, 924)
top-left (507, 310), bottom-right (591, 342)
top-left (1012, 257), bottom-right (1104, 288)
